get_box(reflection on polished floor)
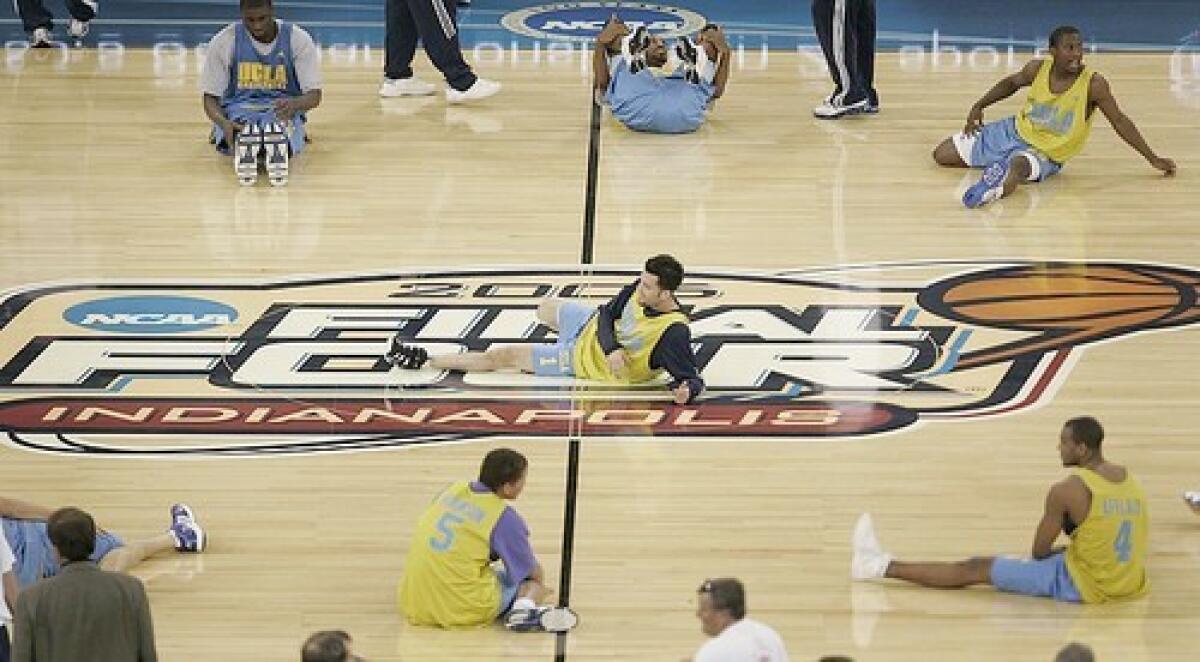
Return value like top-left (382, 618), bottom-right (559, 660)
top-left (1, 49), bottom-right (1199, 661)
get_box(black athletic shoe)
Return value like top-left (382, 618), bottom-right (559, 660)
top-left (385, 336), bottom-right (429, 369)
top-left (625, 26), bottom-right (650, 74)
top-left (675, 36), bottom-right (700, 84)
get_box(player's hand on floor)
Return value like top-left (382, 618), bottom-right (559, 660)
top-left (672, 382), bottom-right (691, 405)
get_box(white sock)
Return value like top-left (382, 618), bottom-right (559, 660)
top-left (513, 597), bottom-right (536, 612)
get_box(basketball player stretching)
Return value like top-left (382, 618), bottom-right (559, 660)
top-left (853, 417), bottom-right (1150, 604)
top-left (387, 254), bottom-right (705, 404)
top-left (932, 26), bottom-right (1176, 208)
top-left (200, 0), bottom-right (323, 186)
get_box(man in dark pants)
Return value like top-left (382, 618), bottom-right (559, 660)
top-left (15, 0), bottom-right (97, 47)
top-left (811, 0), bottom-right (878, 119)
top-left (378, 0), bottom-right (500, 102)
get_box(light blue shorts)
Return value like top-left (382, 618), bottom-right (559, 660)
top-left (952, 116), bottom-right (1062, 182)
top-left (605, 56), bottom-right (714, 134)
top-left (991, 553), bottom-right (1082, 602)
top-left (530, 301), bottom-right (596, 377)
top-left (495, 567), bottom-right (521, 617)
top-left (2, 517), bottom-right (125, 588)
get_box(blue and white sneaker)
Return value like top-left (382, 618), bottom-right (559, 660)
top-left (505, 606), bottom-right (579, 633)
top-left (169, 503), bottom-right (206, 552)
top-left (962, 159), bottom-right (1010, 208)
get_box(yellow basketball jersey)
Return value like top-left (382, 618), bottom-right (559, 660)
top-left (398, 481), bottom-right (507, 627)
top-left (572, 297), bottom-right (689, 383)
top-left (1065, 468), bottom-right (1150, 603)
top-left (1015, 58), bottom-right (1095, 163)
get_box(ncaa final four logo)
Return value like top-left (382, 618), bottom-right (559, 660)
top-left (1, 260), bottom-right (1198, 456)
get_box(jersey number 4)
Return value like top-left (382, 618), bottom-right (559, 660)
top-left (1113, 519), bottom-right (1134, 563)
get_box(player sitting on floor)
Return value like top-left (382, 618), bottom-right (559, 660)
top-left (592, 18), bottom-right (731, 134)
top-left (200, 0), bottom-right (323, 186)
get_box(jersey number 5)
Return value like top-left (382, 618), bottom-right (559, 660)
top-left (430, 511), bottom-right (467, 551)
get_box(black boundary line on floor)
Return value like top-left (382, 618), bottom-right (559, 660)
top-left (554, 86), bottom-right (602, 661)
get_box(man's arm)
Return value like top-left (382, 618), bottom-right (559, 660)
top-left (593, 18), bottom-right (629, 94)
top-left (0, 496), bottom-right (55, 521)
top-left (490, 508), bottom-right (538, 585)
top-left (964, 58), bottom-right (1041, 135)
top-left (650, 323), bottom-right (704, 404)
top-left (203, 94), bottom-right (241, 140)
top-left (1031, 482), bottom-right (1070, 559)
top-left (699, 27), bottom-right (731, 100)
top-left (1090, 74), bottom-right (1177, 175)
top-left (274, 25), bottom-right (323, 121)
top-left (3, 570), bottom-right (17, 617)
top-left (199, 27), bottom-right (239, 139)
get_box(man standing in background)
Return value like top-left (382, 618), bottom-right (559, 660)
top-left (811, 0), bottom-right (878, 118)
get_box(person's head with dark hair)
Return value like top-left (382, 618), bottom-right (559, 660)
top-left (695, 577), bottom-right (746, 636)
top-left (1047, 26), bottom-right (1085, 76)
top-left (637, 254), bottom-right (685, 312)
top-left (301, 630), bottom-right (362, 662)
top-left (47, 507), bottom-right (96, 564)
top-left (1054, 642), bottom-right (1095, 662)
top-left (478, 448), bottom-right (528, 499)
top-left (240, 0), bottom-right (278, 43)
top-left (1059, 416), bottom-right (1105, 467)
top-left (1049, 26), bottom-right (1081, 48)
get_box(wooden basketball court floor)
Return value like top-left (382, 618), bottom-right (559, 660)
top-left (2, 49), bottom-right (1199, 660)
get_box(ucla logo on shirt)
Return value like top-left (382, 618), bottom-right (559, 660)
top-left (237, 62), bottom-right (288, 90)
top-left (502, 2), bottom-right (706, 42)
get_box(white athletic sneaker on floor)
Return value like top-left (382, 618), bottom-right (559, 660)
top-left (445, 78), bottom-right (501, 104)
top-left (68, 19), bottom-right (90, 39)
top-left (234, 123), bottom-right (263, 186)
top-left (262, 121), bottom-right (290, 187)
top-left (851, 513), bottom-right (893, 581)
top-left (30, 27), bottom-right (52, 48)
top-left (813, 97), bottom-right (868, 119)
top-left (1184, 490), bottom-right (1200, 514)
top-left (379, 76), bottom-right (436, 97)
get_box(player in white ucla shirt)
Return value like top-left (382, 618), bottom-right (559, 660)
top-left (200, 0), bottom-right (323, 186)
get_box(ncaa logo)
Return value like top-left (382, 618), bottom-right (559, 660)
top-left (63, 296), bottom-right (238, 334)
top-left (502, 2), bottom-right (707, 42)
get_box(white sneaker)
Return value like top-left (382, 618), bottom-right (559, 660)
top-left (30, 27), bottom-right (52, 48)
top-left (68, 19), bottom-right (90, 39)
top-left (262, 121), bottom-right (290, 187)
top-left (850, 513), bottom-right (893, 580)
top-left (1184, 491), bottom-right (1200, 514)
top-left (379, 76), bottom-right (436, 98)
top-left (234, 122), bottom-right (263, 186)
top-left (445, 78), bottom-right (501, 104)
top-left (813, 98), bottom-right (868, 119)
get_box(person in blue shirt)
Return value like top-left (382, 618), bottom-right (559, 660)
top-left (200, 0), bottom-right (323, 186)
top-left (592, 18), bottom-right (731, 134)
